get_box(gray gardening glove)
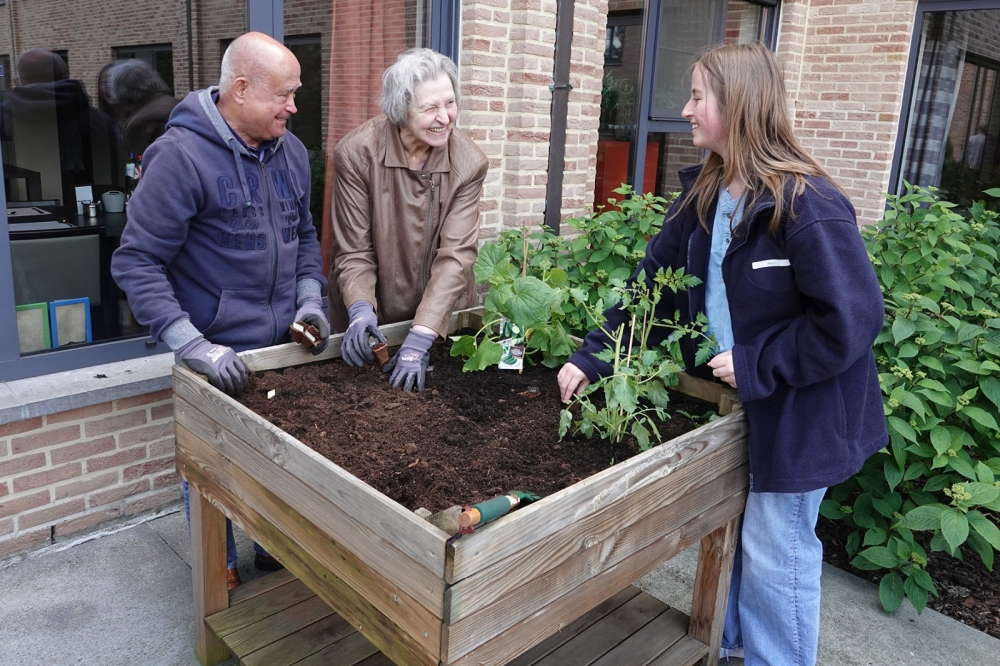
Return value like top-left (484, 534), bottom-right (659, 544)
top-left (293, 295), bottom-right (330, 355)
top-left (383, 329), bottom-right (436, 392)
top-left (176, 336), bottom-right (248, 396)
top-left (342, 301), bottom-right (386, 366)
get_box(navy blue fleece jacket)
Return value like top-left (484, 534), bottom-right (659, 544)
top-left (570, 165), bottom-right (888, 492)
top-left (111, 88), bottom-right (326, 352)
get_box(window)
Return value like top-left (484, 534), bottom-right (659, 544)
top-left (0, 0), bottom-right (453, 381)
top-left (114, 44), bottom-right (174, 96)
top-left (896, 4), bottom-right (1000, 207)
top-left (595, 0), bottom-right (779, 206)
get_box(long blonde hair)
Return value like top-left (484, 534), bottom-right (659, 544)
top-left (677, 42), bottom-right (835, 234)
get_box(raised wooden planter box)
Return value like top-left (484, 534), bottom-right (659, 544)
top-left (174, 309), bottom-right (749, 666)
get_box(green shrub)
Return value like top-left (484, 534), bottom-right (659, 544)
top-left (821, 183), bottom-right (1000, 613)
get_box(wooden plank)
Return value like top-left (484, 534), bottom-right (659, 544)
top-left (674, 374), bottom-right (739, 411)
top-left (530, 593), bottom-right (671, 666)
top-left (292, 630), bottom-right (381, 666)
top-left (174, 394), bottom-right (445, 616)
top-left (223, 595), bottom-right (334, 657)
top-left (447, 412), bottom-right (747, 582)
top-left (589, 607), bottom-right (688, 666)
top-left (228, 568), bottom-right (297, 607)
top-left (173, 365), bottom-right (447, 579)
top-left (688, 516), bottom-right (740, 666)
top-left (645, 635), bottom-right (709, 666)
top-left (355, 654), bottom-right (397, 666)
top-left (189, 477), bottom-right (231, 666)
top-left (238, 308), bottom-right (481, 372)
top-left (208, 577), bottom-right (316, 638)
top-left (242, 613), bottom-right (355, 666)
top-left (445, 447), bottom-right (748, 623)
top-left (177, 428), bottom-right (441, 666)
top-left (443, 464), bottom-right (747, 652)
top-left (504, 587), bottom-right (641, 666)
top-left (442, 491), bottom-right (746, 666)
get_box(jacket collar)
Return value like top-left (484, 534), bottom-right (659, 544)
top-left (383, 115), bottom-right (453, 173)
top-left (677, 162), bottom-right (777, 224)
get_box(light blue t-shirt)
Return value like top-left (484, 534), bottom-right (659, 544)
top-left (704, 186), bottom-right (744, 353)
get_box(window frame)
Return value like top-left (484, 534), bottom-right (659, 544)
top-left (630, 0), bottom-right (780, 193)
top-left (888, 0), bottom-right (1000, 197)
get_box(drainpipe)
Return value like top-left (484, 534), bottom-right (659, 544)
top-left (543, 0), bottom-right (575, 235)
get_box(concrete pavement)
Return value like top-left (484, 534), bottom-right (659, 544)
top-left (0, 505), bottom-right (996, 666)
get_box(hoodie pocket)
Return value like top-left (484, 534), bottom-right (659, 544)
top-left (201, 287), bottom-right (271, 346)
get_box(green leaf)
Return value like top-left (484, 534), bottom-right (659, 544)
top-left (462, 338), bottom-right (504, 372)
top-left (497, 277), bottom-right (559, 329)
top-left (903, 577), bottom-right (929, 614)
top-left (966, 532), bottom-right (995, 571)
top-left (860, 546), bottom-right (902, 568)
top-left (546, 267), bottom-right (568, 288)
top-left (966, 482), bottom-right (1000, 506)
top-left (940, 507), bottom-right (970, 551)
top-left (820, 500), bottom-right (845, 520)
top-left (962, 406), bottom-right (1000, 432)
top-left (474, 243), bottom-right (517, 283)
top-left (892, 316), bottom-right (916, 344)
top-left (887, 416), bottom-right (918, 443)
top-left (631, 422), bottom-right (651, 451)
top-left (897, 504), bottom-right (943, 531)
top-left (449, 335), bottom-right (478, 359)
top-left (968, 510), bottom-right (1000, 551)
top-left (645, 381), bottom-right (671, 409)
top-left (558, 408), bottom-right (574, 439)
top-left (879, 573), bottom-right (905, 612)
top-left (863, 527), bottom-right (887, 546)
top-left (883, 459), bottom-right (904, 492)
top-left (929, 426), bottom-right (952, 456)
top-left (610, 375), bottom-right (638, 413)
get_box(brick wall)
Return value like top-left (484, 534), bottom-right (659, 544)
top-left (778, 0), bottom-right (917, 226)
top-left (0, 391), bottom-right (179, 559)
top-left (460, 0), bottom-right (606, 238)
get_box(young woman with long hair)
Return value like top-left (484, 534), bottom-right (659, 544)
top-left (559, 42), bottom-right (888, 665)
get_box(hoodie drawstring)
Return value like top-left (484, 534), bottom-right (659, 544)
top-left (228, 138), bottom-right (254, 207)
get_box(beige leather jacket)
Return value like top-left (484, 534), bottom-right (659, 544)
top-left (328, 115), bottom-right (488, 337)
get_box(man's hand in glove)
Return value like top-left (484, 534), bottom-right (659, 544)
top-left (293, 296), bottom-right (330, 355)
top-left (383, 328), bottom-right (436, 392)
top-left (342, 301), bottom-right (386, 366)
top-left (176, 336), bottom-right (248, 396)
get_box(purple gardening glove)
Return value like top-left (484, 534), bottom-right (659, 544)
top-left (342, 301), bottom-right (386, 366)
top-left (383, 329), bottom-right (436, 392)
top-left (293, 295), bottom-right (330, 355)
top-left (176, 336), bottom-right (248, 396)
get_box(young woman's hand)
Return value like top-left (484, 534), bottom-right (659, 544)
top-left (708, 350), bottom-right (737, 388)
top-left (558, 363), bottom-right (590, 403)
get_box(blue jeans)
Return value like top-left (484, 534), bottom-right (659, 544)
top-left (722, 488), bottom-right (827, 666)
top-left (182, 480), bottom-right (268, 570)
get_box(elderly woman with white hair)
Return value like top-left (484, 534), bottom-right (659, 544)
top-left (329, 48), bottom-right (488, 392)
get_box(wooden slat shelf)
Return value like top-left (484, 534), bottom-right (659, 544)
top-left (207, 572), bottom-right (708, 666)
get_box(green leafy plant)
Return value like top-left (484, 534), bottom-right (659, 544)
top-left (485, 185), bottom-right (672, 338)
top-left (450, 227), bottom-right (576, 371)
top-left (558, 267), bottom-right (713, 450)
top-left (821, 183), bottom-right (1000, 613)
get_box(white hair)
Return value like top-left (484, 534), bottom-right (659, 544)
top-left (379, 48), bottom-right (459, 126)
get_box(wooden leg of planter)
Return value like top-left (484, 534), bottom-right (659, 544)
top-left (189, 483), bottom-right (230, 665)
top-left (688, 515), bottom-right (740, 666)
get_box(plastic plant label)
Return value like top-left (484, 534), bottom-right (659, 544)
top-left (497, 317), bottom-right (525, 371)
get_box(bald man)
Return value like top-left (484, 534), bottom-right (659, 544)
top-left (111, 33), bottom-right (329, 587)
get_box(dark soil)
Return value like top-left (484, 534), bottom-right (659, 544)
top-left (816, 515), bottom-right (1000, 639)
top-left (237, 340), bottom-right (713, 514)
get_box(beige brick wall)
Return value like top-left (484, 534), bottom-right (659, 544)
top-left (0, 391), bottom-right (179, 559)
top-left (778, 0), bottom-right (918, 226)
top-left (460, 0), bottom-right (605, 238)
